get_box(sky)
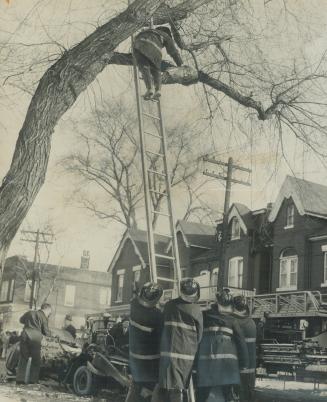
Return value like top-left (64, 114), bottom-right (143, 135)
top-left (1, 0), bottom-right (327, 272)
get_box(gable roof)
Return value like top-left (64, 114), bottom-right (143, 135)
top-left (269, 175), bottom-right (327, 222)
top-left (228, 202), bottom-right (254, 234)
top-left (176, 220), bottom-right (217, 249)
top-left (107, 229), bottom-right (170, 273)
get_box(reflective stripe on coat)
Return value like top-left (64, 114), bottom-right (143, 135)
top-left (159, 297), bottom-right (203, 390)
top-left (129, 298), bottom-right (163, 383)
top-left (196, 306), bottom-right (249, 387)
top-left (233, 311), bottom-right (257, 401)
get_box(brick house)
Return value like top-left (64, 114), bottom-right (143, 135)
top-left (268, 175), bottom-right (327, 293)
top-left (107, 221), bottom-right (220, 315)
top-left (0, 254), bottom-right (111, 331)
top-left (223, 203), bottom-right (272, 294)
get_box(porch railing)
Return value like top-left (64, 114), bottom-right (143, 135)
top-left (248, 290), bottom-right (327, 318)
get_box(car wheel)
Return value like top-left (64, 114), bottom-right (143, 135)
top-left (73, 365), bottom-right (97, 396)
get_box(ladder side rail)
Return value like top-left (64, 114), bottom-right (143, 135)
top-left (156, 101), bottom-right (182, 292)
top-left (131, 45), bottom-right (157, 283)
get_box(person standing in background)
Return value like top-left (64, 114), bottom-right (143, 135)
top-left (16, 303), bottom-right (52, 384)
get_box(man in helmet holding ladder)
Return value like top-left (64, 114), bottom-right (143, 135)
top-left (133, 25), bottom-right (184, 101)
top-left (156, 278), bottom-right (203, 402)
top-left (196, 289), bottom-right (249, 402)
top-left (125, 282), bottom-right (164, 402)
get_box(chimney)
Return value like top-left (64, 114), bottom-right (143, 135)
top-left (80, 250), bottom-right (90, 270)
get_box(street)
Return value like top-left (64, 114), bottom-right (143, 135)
top-left (0, 375), bottom-right (327, 402)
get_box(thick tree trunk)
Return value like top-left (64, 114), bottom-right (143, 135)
top-left (0, 0), bottom-right (213, 280)
top-left (0, 0), bottom-right (163, 279)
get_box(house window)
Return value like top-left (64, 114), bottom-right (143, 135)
top-left (231, 217), bottom-right (240, 240)
top-left (24, 280), bottom-right (36, 303)
top-left (278, 249), bottom-right (298, 290)
top-left (99, 287), bottom-right (111, 305)
top-left (323, 252), bottom-right (327, 284)
top-left (286, 204), bottom-right (295, 228)
top-left (132, 265), bottom-right (141, 283)
top-left (64, 285), bottom-right (76, 307)
top-left (211, 268), bottom-right (219, 287)
top-left (116, 270), bottom-right (125, 302)
top-left (228, 257), bottom-right (243, 288)
top-left (0, 280), bottom-right (14, 302)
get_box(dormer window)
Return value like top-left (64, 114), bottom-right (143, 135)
top-left (285, 204), bottom-right (294, 228)
top-left (231, 217), bottom-right (240, 240)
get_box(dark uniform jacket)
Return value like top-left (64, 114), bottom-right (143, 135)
top-left (233, 310), bottom-right (257, 401)
top-left (134, 29), bottom-right (183, 69)
top-left (20, 310), bottom-right (51, 341)
top-left (64, 324), bottom-right (76, 339)
top-left (159, 297), bottom-right (203, 390)
top-left (129, 298), bottom-right (163, 383)
top-left (196, 305), bottom-right (249, 387)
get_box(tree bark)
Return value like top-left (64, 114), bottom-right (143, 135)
top-left (0, 0), bottom-right (163, 278)
top-left (0, 0), bottom-right (213, 280)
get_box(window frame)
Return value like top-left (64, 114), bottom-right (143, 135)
top-left (64, 284), bottom-right (76, 307)
top-left (285, 204), bottom-right (295, 229)
top-left (116, 270), bottom-right (125, 303)
top-left (231, 217), bottom-right (241, 240)
top-left (0, 279), bottom-right (15, 303)
top-left (228, 257), bottom-right (243, 288)
top-left (277, 253), bottom-right (298, 291)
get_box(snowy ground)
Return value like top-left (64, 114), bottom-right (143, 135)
top-left (0, 359), bottom-right (326, 402)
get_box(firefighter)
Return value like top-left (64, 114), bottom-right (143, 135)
top-left (157, 278), bottom-right (203, 402)
top-left (16, 303), bottom-right (52, 384)
top-left (133, 25), bottom-right (183, 100)
top-left (196, 290), bottom-right (249, 402)
top-left (232, 295), bottom-right (257, 402)
top-left (125, 282), bottom-right (163, 402)
top-left (63, 314), bottom-right (77, 339)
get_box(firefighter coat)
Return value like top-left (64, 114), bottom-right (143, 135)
top-left (159, 297), bottom-right (203, 390)
top-left (134, 29), bottom-right (183, 70)
top-left (129, 298), bottom-right (163, 383)
top-left (233, 309), bottom-right (257, 401)
top-left (196, 305), bottom-right (249, 387)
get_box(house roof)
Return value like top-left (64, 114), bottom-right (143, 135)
top-left (107, 228), bottom-right (170, 273)
top-left (269, 175), bottom-right (327, 222)
top-left (177, 220), bottom-right (217, 249)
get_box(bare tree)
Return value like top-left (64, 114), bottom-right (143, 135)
top-left (1, 0), bottom-right (327, 282)
top-left (62, 99), bottom-right (204, 228)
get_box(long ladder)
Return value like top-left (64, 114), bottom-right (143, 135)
top-left (131, 52), bottom-right (181, 296)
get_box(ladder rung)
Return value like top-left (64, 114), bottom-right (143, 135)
top-left (155, 253), bottom-right (175, 261)
top-left (143, 112), bottom-right (160, 120)
top-left (157, 276), bottom-right (176, 282)
top-left (152, 210), bottom-right (170, 217)
top-left (146, 150), bottom-right (164, 158)
top-left (144, 131), bottom-right (162, 139)
top-left (148, 169), bottom-right (166, 177)
top-left (149, 189), bottom-right (167, 196)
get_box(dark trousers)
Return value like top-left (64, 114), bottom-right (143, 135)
top-left (239, 373), bottom-right (255, 402)
top-left (125, 381), bottom-right (156, 402)
top-left (134, 49), bottom-right (161, 92)
top-left (16, 331), bottom-right (41, 384)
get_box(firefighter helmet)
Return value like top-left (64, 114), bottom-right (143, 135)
top-left (138, 282), bottom-right (163, 308)
top-left (180, 278), bottom-right (200, 303)
top-left (216, 288), bottom-right (233, 306)
top-left (233, 295), bottom-right (247, 311)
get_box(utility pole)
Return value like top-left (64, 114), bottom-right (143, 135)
top-left (203, 156), bottom-right (251, 291)
top-left (21, 229), bottom-right (53, 309)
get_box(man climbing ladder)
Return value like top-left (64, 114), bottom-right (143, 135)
top-left (133, 25), bottom-right (183, 100)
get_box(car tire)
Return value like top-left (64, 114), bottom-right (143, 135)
top-left (73, 365), bottom-right (97, 396)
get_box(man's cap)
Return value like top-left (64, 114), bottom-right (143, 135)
top-left (65, 314), bottom-right (73, 321)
